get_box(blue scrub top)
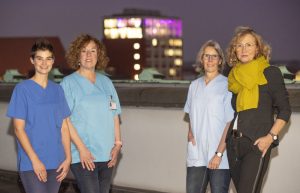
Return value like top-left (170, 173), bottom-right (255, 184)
top-left (60, 72), bottom-right (121, 163)
top-left (7, 80), bottom-right (71, 171)
top-left (184, 74), bottom-right (234, 169)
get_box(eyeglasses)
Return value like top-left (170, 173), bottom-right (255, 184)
top-left (34, 56), bottom-right (54, 63)
top-left (235, 43), bottom-right (256, 50)
top-left (203, 54), bottom-right (219, 60)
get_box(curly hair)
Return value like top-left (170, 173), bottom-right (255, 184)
top-left (195, 40), bottom-right (226, 73)
top-left (226, 26), bottom-right (271, 66)
top-left (66, 34), bottom-right (109, 70)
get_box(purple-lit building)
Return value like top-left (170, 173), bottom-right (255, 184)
top-left (103, 9), bottom-right (183, 79)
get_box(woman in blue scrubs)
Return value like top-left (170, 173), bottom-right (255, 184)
top-left (184, 40), bottom-right (234, 193)
top-left (7, 39), bottom-right (71, 193)
top-left (61, 34), bottom-right (122, 193)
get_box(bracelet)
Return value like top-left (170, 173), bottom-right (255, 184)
top-left (115, 141), bottom-right (123, 147)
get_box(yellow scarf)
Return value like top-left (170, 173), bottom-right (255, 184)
top-left (228, 56), bottom-right (270, 112)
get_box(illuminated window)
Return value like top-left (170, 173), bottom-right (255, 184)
top-left (129, 18), bottom-right (142, 28)
top-left (133, 53), bottom-right (140, 60)
top-left (119, 28), bottom-right (127, 39)
top-left (174, 39), bottom-right (182, 46)
top-left (174, 59), bottom-right (183, 66)
top-left (134, 74), bottom-right (139, 80)
top-left (169, 39), bottom-right (183, 47)
top-left (104, 29), bottom-right (110, 37)
top-left (110, 28), bottom-right (119, 39)
top-left (133, 43), bottom-right (140, 50)
top-left (174, 49), bottom-right (182, 56)
top-left (152, 28), bottom-right (158, 35)
top-left (144, 18), bottom-right (182, 38)
top-left (160, 28), bottom-right (167, 36)
top-left (169, 68), bottom-right (176, 76)
top-left (134, 64), bottom-right (141, 70)
top-left (126, 27), bottom-right (143, 39)
top-left (104, 19), bottom-right (117, 28)
top-left (117, 19), bottom-right (127, 28)
top-left (103, 26), bottom-right (143, 39)
top-left (152, 39), bottom-right (158, 46)
top-left (164, 49), bottom-right (174, 56)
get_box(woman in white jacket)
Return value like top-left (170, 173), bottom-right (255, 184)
top-left (184, 40), bottom-right (234, 193)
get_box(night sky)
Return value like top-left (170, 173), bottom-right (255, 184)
top-left (1, 0), bottom-right (300, 63)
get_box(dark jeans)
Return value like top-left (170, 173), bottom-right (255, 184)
top-left (227, 136), bottom-right (271, 193)
top-left (19, 169), bottom-right (61, 193)
top-left (186, 166), bottom-right (230, 193)
top-left (71, 161), bottom-right (113, 193)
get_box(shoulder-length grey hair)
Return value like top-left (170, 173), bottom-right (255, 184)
top-left (196, 40), bottom-right (225, 73)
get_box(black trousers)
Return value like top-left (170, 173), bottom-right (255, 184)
top-left (226, 135), bottom-right (271, 193)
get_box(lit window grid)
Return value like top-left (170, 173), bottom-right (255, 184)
top-left (144, 18), bottom-right (182, 38)
top-left (164, 48), bottom-right (182, 57)
top-left (104, 18), bottom-right (142, 29)
top-left (104, 27), bottom-right (143, 39)
top-left (104, 19), bottom-right (118, 28)
top-left (104, 17), bottom-right (182, 39)
top-left (168, 39), bottom-right (182, 47)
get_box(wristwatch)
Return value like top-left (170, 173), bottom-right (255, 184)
top-left (268, 132), bottom-right (278, 141)
top-left (215, 152), bottom-right (223, 158)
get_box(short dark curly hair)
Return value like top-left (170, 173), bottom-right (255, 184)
top-left (31, 38), bottom-right (54, 59)
top-left (66, 34), bottom-right (109, 70)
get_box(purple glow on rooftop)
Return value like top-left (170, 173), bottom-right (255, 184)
top-left (143, 18), bottom-right (182, 37)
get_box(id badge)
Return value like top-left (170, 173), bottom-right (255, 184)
top-left (110, 101), bottom-right (117, 110)
top-left (109, 95), bottom-right (117, 110)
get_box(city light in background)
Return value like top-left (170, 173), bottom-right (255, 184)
top-left (0, 1), bottom-right (300, 81)
top-left (1, 0), bottom-right (299, 63)
top-left (103, 9), bottom-right (184, 79)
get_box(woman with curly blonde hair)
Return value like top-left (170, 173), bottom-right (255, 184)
top-left (226, 26), bottom-right (291, 193)
top-left (61, 34), bottom-right (122, 193)
top-left (66, 34), bottom-right (109, 70)
top-left (226, 26), bottom-right (271, 66)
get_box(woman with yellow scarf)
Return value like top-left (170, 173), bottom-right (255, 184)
top-left (226, 26), bottom-right (291, 193)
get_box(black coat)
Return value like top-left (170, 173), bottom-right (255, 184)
top-left (227, 66), bottom-right (291, 143)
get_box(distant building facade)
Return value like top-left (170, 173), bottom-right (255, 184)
top-left (103, 9), bottom-right (183, 80)
top-left (0, 37), bottom-right (68, 81)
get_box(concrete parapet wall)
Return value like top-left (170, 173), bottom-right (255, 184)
top-left (1, 103), bottom-right (300, 192)
top-left (1, 83), bottom-right (300, 192)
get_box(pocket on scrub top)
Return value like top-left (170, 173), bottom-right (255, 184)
top-left (187, 141), bottom-right (198, 160)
